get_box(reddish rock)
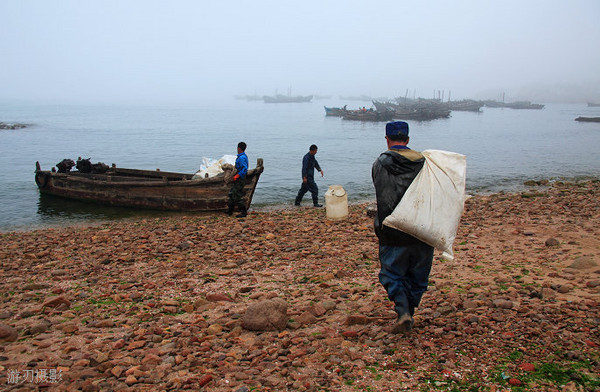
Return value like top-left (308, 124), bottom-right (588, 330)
top-left (198, 374), bottom-right (213, 387)
top-left (309, 303), bottom-right (327, 317)
top-left (206, 324), bottom-right (222, 335)
top-left (242, 298), bottom-right (288, 331)
top-left (296, 311), bottom-right (317, 326)
top-left (111, 366), bottom-right (123, 378)
top-left (42, 295), bottom-right (71, 309)
top-left (493, 299), bottom-right (513, 309)
top-left (508, 378), bottom-right (522, 386)
top-left (345, 314), bottom-right (369, 325)
top-left (519, 363), bottom-right (535, 372)
top-left (585, 340), bottom-right (598, 348)
top-left (341, 330), bottom-right (358, 338)
top-left (557, 284), bottom-right (573, 294)
top-left (60, 323), bottom-right (79, 333)
top-left (112, 339), bottom-right (126, 349)
top-left (206, 293), bottom-right (233, 302)
top-left (569, 256), bottom-right (597, 270)
top-left (0, 323), bottom-right (18, 342)
top-left (544, 238), bottom-right (560, 247)
top-left (141, 353), bottom-right (161, 365)
top-left (91, 320), bottom-right (115, 328)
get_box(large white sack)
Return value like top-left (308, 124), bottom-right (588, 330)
top-left (192, 155), bottom-right (237, 179)
top-left (382, 149), bottom-right (467, 260)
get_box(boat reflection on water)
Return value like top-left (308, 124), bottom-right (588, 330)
top-left (36, 193), bottom-right (201, 228)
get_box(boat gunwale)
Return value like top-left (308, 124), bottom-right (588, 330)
top-left (34, 158), bottom-right (265, 211)
top-left (35, 159), bottom-right (264, 188)
top-left (38, 169), bottom-right (262, 187)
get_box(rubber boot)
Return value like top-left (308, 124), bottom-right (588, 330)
top-left (313, 196), bottom-right (322, 207)
top-left (225, 203), bottom-right (234, 216)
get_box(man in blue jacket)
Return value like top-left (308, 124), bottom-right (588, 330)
top-left (295, 144), bottom-right (324, 207)
top-left (226, 142), bottom-right (249, 218)
top-left (372, 121), bottom-right (433, 334)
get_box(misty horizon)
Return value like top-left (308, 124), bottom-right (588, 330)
top-left (2, 1), bottom-right (599, 105)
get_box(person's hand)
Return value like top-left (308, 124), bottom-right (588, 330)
top-left (320, 170), bottom-right (324, 177)
top-left (233, 174), bottom-right (240, 181)
top-left (302, 176), bottom-right (307, 183)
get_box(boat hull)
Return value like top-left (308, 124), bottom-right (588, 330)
top-left (263, 95), bottom-right (313, 103)
top-left (341, 110), bottom-right (394, 122)
top-left (324, 106), bottom-right (347, 117)
top-left (35, 159), bottom-right (264, 211)
top-left (575, 117), bottom-right (600, 123)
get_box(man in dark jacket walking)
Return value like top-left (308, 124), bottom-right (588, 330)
top-left (295, 144), bottom-right (324, 207)
top-left (372, 121), bottom-right (434, 333)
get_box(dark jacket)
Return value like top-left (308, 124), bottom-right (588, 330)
top-left (301, 152), bottom-right (321, 179)
top-left (372, 146), bottom-right (425, 245)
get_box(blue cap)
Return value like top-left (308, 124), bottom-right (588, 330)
top-left (386, 121), bottom-right (409, 137)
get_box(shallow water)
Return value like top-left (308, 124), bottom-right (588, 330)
top-left (1, 99), bottom-right (599, 231)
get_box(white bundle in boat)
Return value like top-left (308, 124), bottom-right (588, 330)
top-left (193, 155), bottom-right (237, 179)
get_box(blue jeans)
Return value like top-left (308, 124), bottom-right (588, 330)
top-left (378, 242), bottom-right (434, 318)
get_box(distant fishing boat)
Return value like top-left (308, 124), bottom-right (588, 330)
top-left (588, 102), bottom-right (600, 107)
top-left (324, 105), bottom-right (347, 116)
top-left (483, 100), bottom-right (544, 110)
top-left (0, 122), bottom-right (27, 129)
top-left (342, 109), bottom-right (394, 122)
top-left (263, 94), bottom-right (313, 103)
top-left (575, 117), bottom-right (600, 123)
top-left (446, 99), bottom-right (484, 112)
top-left (372, 100), bottom-right (451, 121)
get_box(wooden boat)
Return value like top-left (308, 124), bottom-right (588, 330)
top-left (373, 99), bottom-right (451, 121)
top-left (394, 108), bottom-right (451, 121)
top-left (504, 101), bottom-right (544, 110)
top-left (342, 109), bottom-right (394, 122)
top-left (483, 100), bottom-right (544, 109)
top-left (0, 122), bottom-right (27, 129)
top-left (263, 94), bottom-right (313, 103)
top-left (34, 159), bottom-right (264, 211)
top-left (447, 99), bottom-right (484, 112)
top-left (575, 117), bottom-right (600, 123)
top-left (324, 105), bottom-right (347, 116)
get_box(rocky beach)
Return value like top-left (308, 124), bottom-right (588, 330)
top-left (0, 180), bottom-right (598, 391)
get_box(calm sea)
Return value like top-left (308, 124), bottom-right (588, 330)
top-left (1, 99), bottom-right (599, 232)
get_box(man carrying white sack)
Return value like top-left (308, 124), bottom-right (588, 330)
top-left (372, 121), bottom-right (434, 334)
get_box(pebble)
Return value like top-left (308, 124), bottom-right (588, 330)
top-left (545, 238), bottom-right (560, 247)
top-left (42, 295), bottom-right (71, 309)
top-left (493, 299), bottom-right (513, 309)
top-left (0, 323), bottom-right (18, 342)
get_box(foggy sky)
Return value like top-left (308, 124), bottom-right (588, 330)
top-left (1, 0), bottom-right (599, 104)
